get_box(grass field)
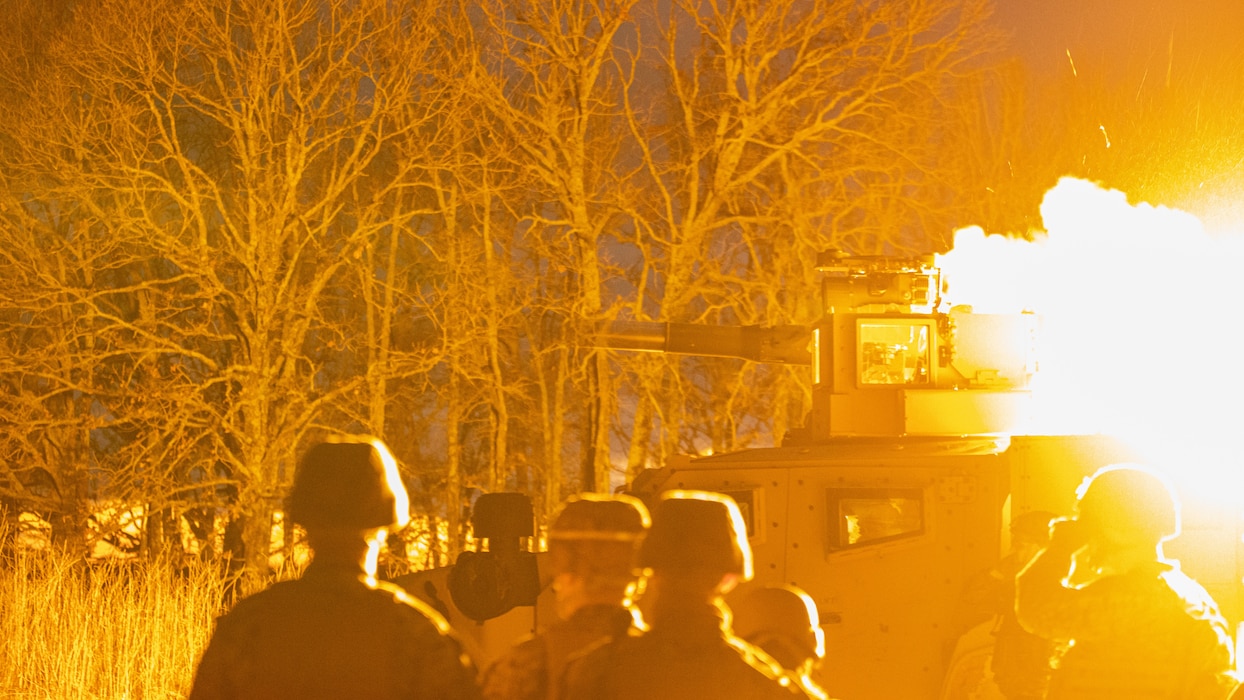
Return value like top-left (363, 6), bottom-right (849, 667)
top-left (0, 511), bottom-right (458, 698)
top-left (0, 522), bottom-right (235, 699)
top-left (0, 551), bottom-right (228, 698)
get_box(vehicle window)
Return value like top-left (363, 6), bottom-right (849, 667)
top-left (858, 321), bottom-right (931, 385)
top-left (826, 488), bottom-right (924, 549)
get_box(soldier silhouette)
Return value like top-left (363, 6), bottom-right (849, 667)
top-left (561, 490), bottom-right (806, 699)
top-left (481, 493), bottom-right (649, 700)
top-left (189, 436), bottom-right (479, 700)
top-left (731, 585), bottom-right (832, 700)
top-left (1015, 464), bottom-right (1237, 699)
top-left (726, 586), bottom-right (835, 700)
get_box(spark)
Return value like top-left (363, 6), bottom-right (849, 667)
top-left (1099, 124), bottom-right (1111, 148)
top-left (1066, 49), bottom-right (1077, 77)
top-left (1167, 32), bottom-right (1174, 89)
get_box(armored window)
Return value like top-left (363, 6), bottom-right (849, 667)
top-left (826, 488), bottom-right (924, 550)
top-left (857, 320), bottom-right (932, 386)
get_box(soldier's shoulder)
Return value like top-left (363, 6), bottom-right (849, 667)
top-left (372, 578), bottom-right (456, 634)
top-left (727, 636), bottom-right (789, 680)
top-left (576, 626), bottom-right (640, 661)
top-left (481, 635), bottom-right (547, 700)
top-left (374, 579), bottom-right (480, 677)
top-left (560, 632), bottom-right (626, 698)
top-left (724, 637), bottom-right (810, 698)
top-left (1159, 564), bottom-right (1222, 606)
top-left (492, 634), bottom-right (547, 666)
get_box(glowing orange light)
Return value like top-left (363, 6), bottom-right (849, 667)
top-left (937, 177), bottom-right (1244, 502)
top-left (371, 438), bottom-right (411, 529)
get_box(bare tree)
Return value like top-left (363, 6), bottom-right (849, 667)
top-left (0, 0), bottom-right (1010, 563)
top-left (0, 0), bottom-right (452, 571)
top-left (612, 0), bottom-right (1000, 471)
top-left (459, 0), bottom-right (643, 494)
top-left (0, 0), bottom-right (193, 550)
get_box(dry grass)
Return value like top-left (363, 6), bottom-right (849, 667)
top-left (0, 514), bottom-right (446, 698)
top-left (0, 526), bottom-right (232, 699)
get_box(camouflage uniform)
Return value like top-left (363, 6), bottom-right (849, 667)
top-left (1018, 551), bottom-right (1236, 699)
top-left (189, 560), bottom-right (480, 700)
top-left (481, 603), bottom-right (634, 700)
top-left (1017, 467), bottom-right (1237, 700)
top-left (560, 597), bottom-right (806, 700)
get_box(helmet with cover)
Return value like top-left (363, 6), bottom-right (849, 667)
top-left (637, 490), bottom-right (753, 580)
top-left (287, 437), bottom-right (411, 531)
top-left (731, 585), bottom-right (825, 672)
top-left (1075, 463), bottom-right (1179, 547)
top-left (548, 493), bottom-right (650, 581)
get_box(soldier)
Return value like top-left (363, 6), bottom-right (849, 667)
top-left (561, 490), bottom-right (805, 699)
top-left (481, 493), bottom-right (649, 700)
top-left (731, 585), bottom-right (832, 700)
top-left (189, 436), bottom-right (480, 700)
top-left (1015, 464), bottom-right (1237, 699)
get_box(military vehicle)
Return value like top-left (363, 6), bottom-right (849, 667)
top-left (400, 251), bottom-right (1244, 699)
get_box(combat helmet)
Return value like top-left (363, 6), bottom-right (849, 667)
top-left (287, 436), bottom-right (411, 530)
top-left (547, 493), bottom-right (650, 579)
top-left (1075, 463), bottom-right (1180, 546)
top-left (731, 585), bottom-right (826, 672)
top-left (637, 490), bottom-right (753, 580)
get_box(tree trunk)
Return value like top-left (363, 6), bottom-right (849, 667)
top-left (625, 396), bottom-right (652, 485)
top-left (446, 373), bottom-right (463, 559)
top-left (237, 492), bottom-right (273, 576)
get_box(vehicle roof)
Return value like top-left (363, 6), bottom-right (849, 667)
top-left (679, 435), bottom-right (1010, 469)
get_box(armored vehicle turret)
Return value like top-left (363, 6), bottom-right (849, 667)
top-left (587, 251), bottom-right (1242, 699)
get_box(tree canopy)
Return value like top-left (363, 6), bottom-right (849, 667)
top-left (0, 0), bottom-right (1007, 569)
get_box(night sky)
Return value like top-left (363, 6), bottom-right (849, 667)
top-left (994, 0), bottom-right (1244, 79)
top-left (987, 0), bottom-right (1244, 228)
